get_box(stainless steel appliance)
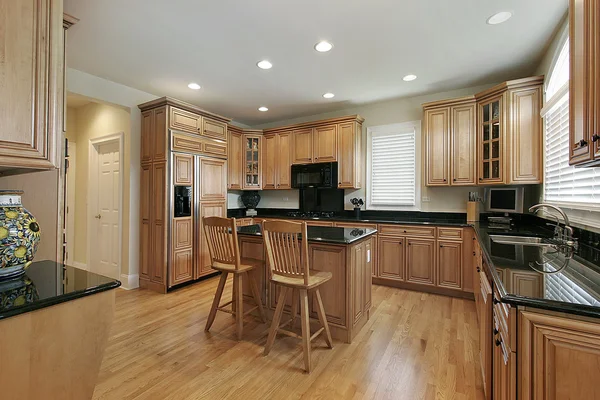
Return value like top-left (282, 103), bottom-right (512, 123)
top-left (291, 162), bottom-right (338, 189)
top-left (484, 187), bottom-right (525, 213)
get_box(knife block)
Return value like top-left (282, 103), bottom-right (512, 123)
top-left (467, 201), bottom-right (479, 222)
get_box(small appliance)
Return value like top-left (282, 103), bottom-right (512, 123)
top-left (291, 162), bottom-right (337, 189)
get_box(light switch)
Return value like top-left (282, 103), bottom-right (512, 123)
top-left (367, 249), bottom-right (371, 262)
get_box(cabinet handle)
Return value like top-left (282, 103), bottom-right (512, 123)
top-left (493, 328), bottom-right (499, 335)
top-left (440, 244), bottom-right (444, 248)
top-left (579, 139), bottom-right (588, 147)
top-left (476, 267), bottom-right (480, 272)
top-left (593, 134), bottom-right (600, 143)
top-left (473, 251), bottom-right (476, 256)
top-left (399, 241), bottom-right (403, 244)
top-left (479, 177), bottom-right (482, 181)
top-left (443, 179), bottom-right (447, 182)
top-left (453, 178), bottom-right (456, 182)
top-left (493, 297), bottom-right (500, 305)
top-left (495, 339), bottom-right (502, 347)
top-left (403, 230), bottom-right (407, 233)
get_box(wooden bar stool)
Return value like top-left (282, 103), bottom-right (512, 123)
top-left (203, 216), bottom-right (267, 340)
top-left (262, 220), bottom-right (333, 373)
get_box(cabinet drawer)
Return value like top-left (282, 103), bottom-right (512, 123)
top-left (172, 133), bottom-right (203, 153)
top-left (437, 227), bottom-right (463, 240)
top-left (306, 220), bottom-right (334, 227)
top-left (493, 289), bottom-right (516, 352)
top-left (333, 221), bottom-right (378, 230)
top-left (202, 117), bottom-right (227, 140)
top-left (378, 224), bottom-right (436, 238)
top-left (203, 141), bottom-right (227, 157)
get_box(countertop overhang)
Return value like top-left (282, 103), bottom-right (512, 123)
top-left (237, 224), bottom-right (378, 244)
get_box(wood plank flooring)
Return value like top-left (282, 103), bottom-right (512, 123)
top-left (93, 276), bottom-right (484, 400)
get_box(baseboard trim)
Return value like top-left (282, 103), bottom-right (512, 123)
top-left (120, 274), bottom-right (139, 290)
top-left (72, 262), bottom-right (88, 271)
top-left (372, 277), bottom-right (475, 300)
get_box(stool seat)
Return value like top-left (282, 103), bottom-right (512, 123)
top-left (211, 258), bottom-right (263, 273)
top-left (271, 271), bottom-right (332, 289)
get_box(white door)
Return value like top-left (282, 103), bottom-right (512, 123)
top-left (89, 140), bottom-right (121, 279)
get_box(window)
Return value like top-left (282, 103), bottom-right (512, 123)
top-left (366, 121), bottom-right (421, 210)
top-left (543, 37), bottom-right (600, 207)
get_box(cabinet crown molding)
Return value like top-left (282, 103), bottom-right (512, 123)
top-left (422, 95), bottom-right (475, 109)
top-left (263, 114), bottom-right (364, 134)
top-left (475, 75), bottom-right (544, 101)
top-left (63, 13), bottom-right (79, 29)
top-left (138, 96), bottom-right (231, 123)
top-left (228, 125), bottom-right (263, 135)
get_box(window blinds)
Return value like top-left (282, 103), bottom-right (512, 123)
top-left (370, 131), bottom-right (416, 206)
top-left (544, 93), bottom-right (600, 204)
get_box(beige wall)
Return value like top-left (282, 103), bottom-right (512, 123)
top-left (65, 103), bottom-right (131, 275)
top-left (229, 83), bottom-right (498, 212)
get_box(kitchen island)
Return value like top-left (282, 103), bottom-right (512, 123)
top-left (0, 261), bottom-right (120, 400)
top-left (236, 224), bottom-right (377, 343)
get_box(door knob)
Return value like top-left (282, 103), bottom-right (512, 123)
top-left (95, 214), bottom-right (102, 219)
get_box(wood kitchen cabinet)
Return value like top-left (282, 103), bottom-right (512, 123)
top-left (313, 124), bottom-right (338, 162)
top-left (337, 121), bottom-right (363, 189)
top-left (199, 158), bottom-right (226, 201)
top-left (0, 0), bottom-right (64, 171)
top-left (197, 202), bottom-right (226, 277)
top-left (423, 97), bottom-right (476, 186)
top-left (263, 132), bottom-right (291, 189)
top-left (292, 128), bottom-right (314, 164)
top-left (378, 236), bottom-right (406, 281)
top-left (437, 241), bottom-right (462, 289)
top-left (406, 238), bottom-right (436, 286)
top-left (569, 0), bottom-right (599, 166)
top-left (173, 153), bottom-right (193, 185)
top-left (227, 126), bottom-right (243, 190)
top-left (478, 270), bottom-right (493, 400)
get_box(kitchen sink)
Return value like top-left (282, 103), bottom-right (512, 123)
top-left (489, 235), bottom-right (553, 246)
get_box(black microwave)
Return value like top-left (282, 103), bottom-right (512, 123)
top-left (291, 162), bottom-right (338, 189)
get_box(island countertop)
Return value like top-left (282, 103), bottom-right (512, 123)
top-left (237, 224), bottom-right (377, 244)
top-left (0, 260), bottom-right (121, 320)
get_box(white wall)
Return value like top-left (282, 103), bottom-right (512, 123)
top-left (67, 68), bottom-right (157, 287)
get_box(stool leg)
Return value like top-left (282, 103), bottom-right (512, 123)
top-left (314, 288), bottom-right (333, 348)
top-left (300, 288), bottom-right (311, 373)
top-left (248, 271), bottom-right (267, 323)
top-left (205, 272), bottom-right (228, 332)
top-left (264, 286), bottom-right (288, 356)
top-left (234, 273), bottom-right (243, 340)
top-left (290, 288), bottom-right (299, 329)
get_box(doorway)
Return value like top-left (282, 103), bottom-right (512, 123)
top-left (88, 133), bottom-right (123, 280)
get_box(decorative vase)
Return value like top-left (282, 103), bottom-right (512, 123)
top-left (0, 275), bottom-right (39, 309)
top-left (0, 190), bottom-right (40, 280)
top-left (240, 190), bottom-right (261, 217)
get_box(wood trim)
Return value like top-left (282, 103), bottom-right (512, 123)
top-left (138, 96), bottom-right (231, 123)
top-left (475, 76), bottom-right (545, 102)
top-left (263, 114), bottom-right (365, 134)
top-left (372, 277), bottom-right (474, 299)
top-left (422, 95), bottom-right (476, 109)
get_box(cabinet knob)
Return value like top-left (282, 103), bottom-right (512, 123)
top-left (440, 244), bottom-right (444, 248)
top-left (493, 328), bottom-right (499, 335)
top-left (593, 134), bottom-right (600, 143)
top-left (476, 267), bottom-right (481, 272)
top-left (479, 177), bottom-right (482, 181)
top-left (453, 178), bottom-right (456, 182)
top-left (493, 297), bottom-right (500, 305)
top-left (495, 339), bottom-right (502, 347)
top-left (443, 179), bottom-right (447, 182)
top-left (399, 241), bottom-right (402, 244)
top-left (579, 139), bottom-right (588, 147)
top-left (473, 251), bottom-right (476, 256)
top-left (403, 230), bottom-right (407, 233)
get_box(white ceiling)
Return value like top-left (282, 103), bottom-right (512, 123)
top-left (64, 0), bottom-right (567, 126)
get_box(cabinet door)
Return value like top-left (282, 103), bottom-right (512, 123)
top-left (569, 0), bottom-right (596, 165)
top-left (0, 0), bottom-right (61, 169)
top-left (172, 217), bottom-right (193, 250)
top-left (171, 249), bottom-right (193, 285)
top-left (509, 271), bottom-right (543, 298)
top-left (202, 117), bottom-right (227, 140)
top-left (227, 130), bottom-right (243, 189)
top-left (478, 96), bottom-right (505, 184)
top-left (479, 270), bottom-right (493, 400)
top-left (292, 128), bottom-right (313, 164)
top-left (509, 87), bottom-right (543, 183)
top-left (263, 134), bottom-right (277, 189)
top-left (313, 125), bottom-right (338, 162)
top-left (140, 163), bottom-right (153, 279)
top-left (199, 158), bottom-right (226, 201)
top-left (277, 132), bottom-right (292, 189)
top-left (406, 239), bottom-right (436, 286)
top-left (378, 236), bottom-right (405, 281)
top-left (141, 110), bottom-right (154, 163)
top-left (242, 135), bottom-right (262, 189)
top-left (197, 202), bottom-right (226, 277)
top-left (425, 107), bottom-right (450, 186)
top-left (309, 244), bottom-right (346, 326)
top-left (152, 163), bottom-right (167, 283)
top-left (519, 310), bottom-right (600, 400)
top-left (169, 106), bottom-right (201, 134)
top-left (173, 153), bottom-right (193, 185)
top-left (364, 238), bottom-right (373, 312)
top-left (352, 242), bottom-right (365, 325)
top-left (451, 103), bottom-right (476, 185)
top-left (153, 107), bottom-right (168, 161)
top-left (437, 241), bottom-right (462, 289)
top-left (338, 122), bottom-right (359, 188)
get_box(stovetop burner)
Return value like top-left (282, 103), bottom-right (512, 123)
top-left (286, 211), bottom-right (335, 219)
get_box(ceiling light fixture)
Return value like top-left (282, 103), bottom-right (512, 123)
top-left (187, 82), bottom-right (201, 90)
top-left (314, 41), bottom-right (333, 52)
top-left (487, 11), bottom-right (512, 25)
top-left (402, 74), bottom-right (417, 82)
top-left (257, 60), bottom-right (273, 69)
top-left (258, 106), bottom-right (269, 112)
top-left (323, 92), bottom-right (335, 99)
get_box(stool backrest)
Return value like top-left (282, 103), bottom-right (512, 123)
top-left (203, 216), bottom-right (240, 270)
top-left (262, 219), bottom-right (309, 285)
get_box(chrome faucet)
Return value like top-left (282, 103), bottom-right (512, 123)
top-left (529, 203), bottom-right (576, 245)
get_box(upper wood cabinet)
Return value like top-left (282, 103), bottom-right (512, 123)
top-left (277, 132), bottom-right (292, 189)
top-left (338, 121), bottom-right (363, 189)
top-left (313, 124), bottom-right (338, 162)
top-left (292, 128), bottom-right (314, 164)
top-left (170, 106), bottom-right (202, 134)
top-left (423, 97), bottom-right (476, 186)
top-left (478, 94), bottom-right (505, 184)
top-left (199, 158), bottom-right (227, 201)
top-left (569, 0), bottom-right (599, 166)
top-left (202, 117), bottom-right (227, 140)
top-left (263, 132), bottom-right (291, 189)
top-left (227, 127), bottom-right (243, 190)
top-left (242, 134), bottom-right (263, 190)
top-left (0, 0), bottom-right (64, 171)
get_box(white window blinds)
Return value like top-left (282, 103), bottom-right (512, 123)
top-left (369, 130), bottom-right (416, 206)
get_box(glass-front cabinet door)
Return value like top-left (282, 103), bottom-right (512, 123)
top-left (242, 135), bottom-right (262, 189)
top-left (478, 96), bottom-right (504, 184)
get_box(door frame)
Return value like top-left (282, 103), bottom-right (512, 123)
top-left (87, 132), bottom-right (124, 279)
top-left (65, 141), bottom-right (77, 266)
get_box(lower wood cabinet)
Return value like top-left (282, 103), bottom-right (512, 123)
top-left (437, 240), bottom-right (462, 289)
top-left (478, 270), bottom-right (493, 400)
top-left (406, 238), bottom-right (436, 286)
top-left (378, 236), bottom-right (405, 281)
top-left (171, 249), bottom-right (193, 285)
top-left (308, 244), bottom-right (347, 326)
top-left (493, 335), bottom-right (516, 400)
top-left (197, 202), bottom-right (226, 278)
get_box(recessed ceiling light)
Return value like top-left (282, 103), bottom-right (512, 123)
top-left (187, 82), bottom-right (201, 90)
top-left (314, 41), bottom-right (333, 52)
top-left (487, 11), bottom-right (512, 25)
top-left (403, 74), bottom-right (417, 82)
top-left (257, 60), bottom-right (273, 70)
top-left (323, 92), bottom-right (335, 99)
top-left (258, 106), bottom-right (269, 112)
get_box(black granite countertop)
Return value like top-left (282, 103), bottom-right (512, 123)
top-left (237, 224), bottom-right (377, 244)
top-left (0, 260), bottom-right (121, 320)
top-left (473, 223), bottom-right (600, 318)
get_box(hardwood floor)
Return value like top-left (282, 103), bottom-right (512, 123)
top-left (93, 276), bottom-right (484, 400)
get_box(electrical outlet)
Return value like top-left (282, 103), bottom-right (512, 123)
top-left (282, 197), bottom-right (289, 202)
top-left (422, 196), bottom-right (431, 202)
